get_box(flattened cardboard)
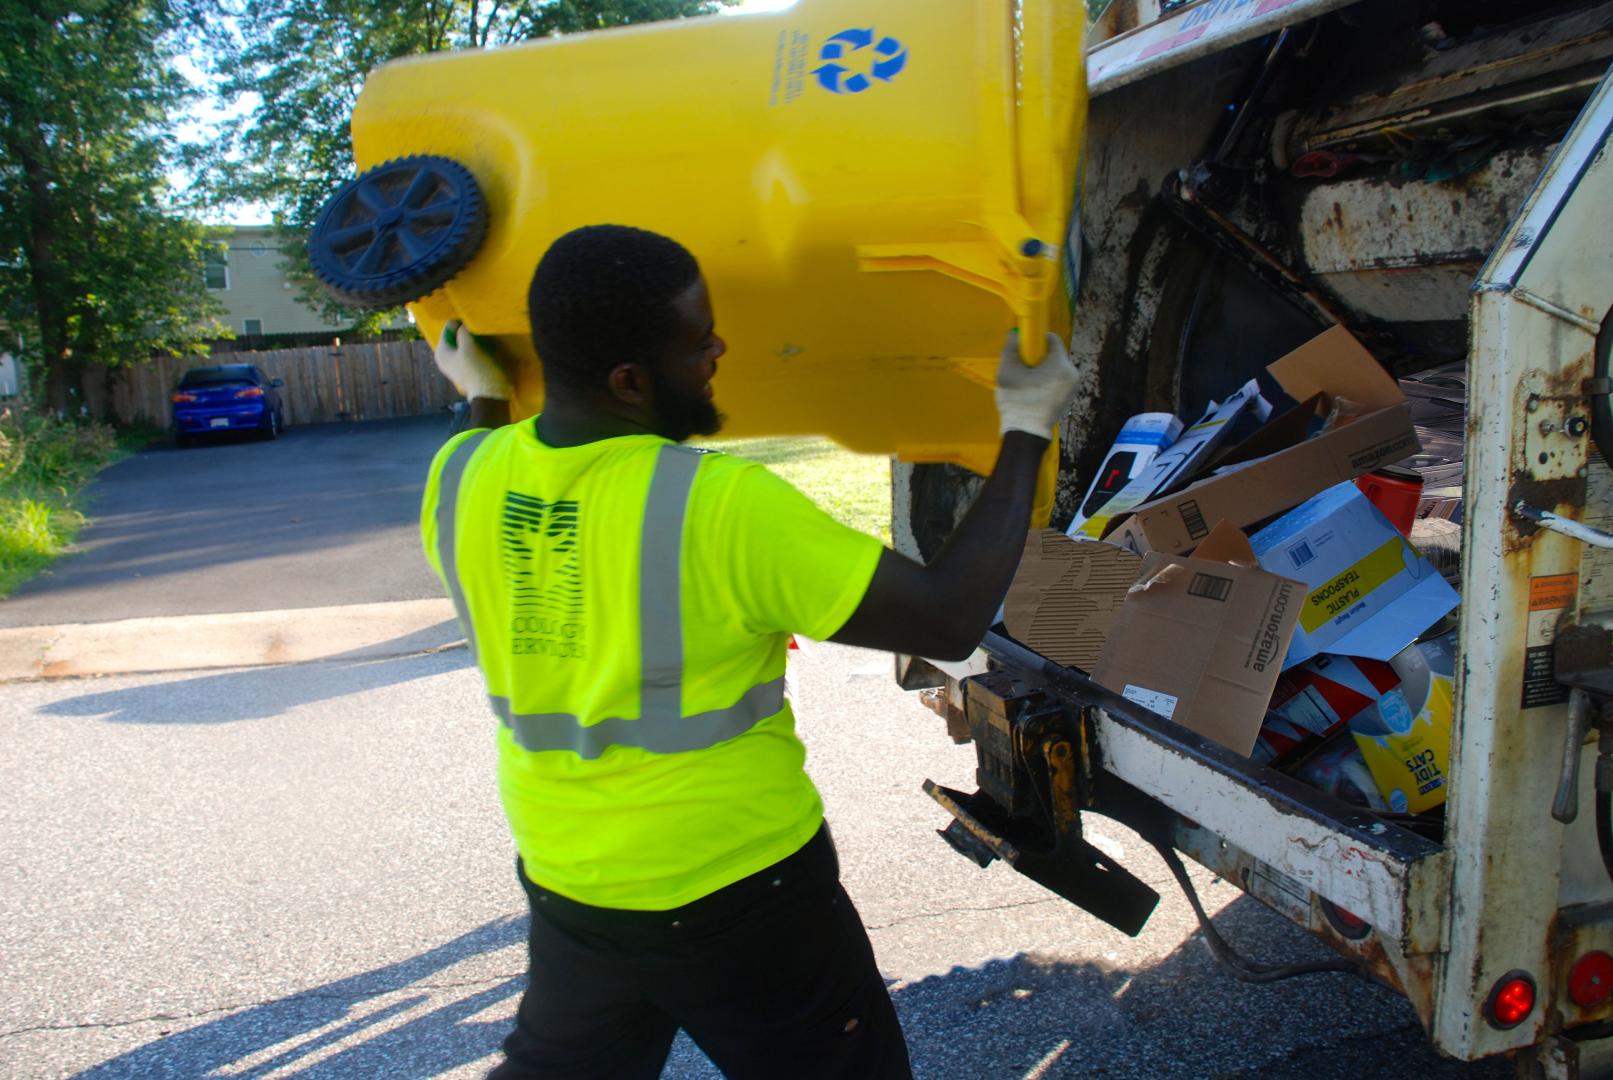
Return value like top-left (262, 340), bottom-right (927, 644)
top-left (1269, 326), bottom-right (1405, 410)
top-left (1248, 482), bottom-right (1460, 669)
top-left (1107, 327), bottom-right (1420, 555)
top-left (1003, 530), bottom-right (1141, 671)
top-left (1092, 520), bottom-right (1305, 755)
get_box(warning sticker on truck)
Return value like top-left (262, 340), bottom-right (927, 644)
top-left (1522, 573), bottom-right (1576, 709)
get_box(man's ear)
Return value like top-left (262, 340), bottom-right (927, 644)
top-left (606, 362), bottom-right (653, 407)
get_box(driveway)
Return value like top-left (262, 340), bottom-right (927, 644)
top-left (0, 416), bottom-right (454, 629)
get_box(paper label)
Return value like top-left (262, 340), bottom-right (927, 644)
top-left (1122, 684), bottom-right (1180, 719)
top-left (1299, 536), bottom-right (1407, 634)
top-left (1248, 860), bottom-right (1312, 924)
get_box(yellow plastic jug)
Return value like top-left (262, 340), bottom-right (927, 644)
top-left (346, 0), bottom-right (1086, 513)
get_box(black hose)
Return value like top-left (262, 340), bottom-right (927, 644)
top-left (1153, 841), bottom-right (1369, 984)
top-left (1598, 790), bottom-right (1613, 889)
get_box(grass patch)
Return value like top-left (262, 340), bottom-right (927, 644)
top-left (700, 435), bottom-right (892, 544)
top-left (0, 411), bottom-right (124, 598)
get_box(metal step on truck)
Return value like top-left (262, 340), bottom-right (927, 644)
top-left (892, 1), bottom-right (1613, 1075)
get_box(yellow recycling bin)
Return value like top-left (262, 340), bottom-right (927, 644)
top-left (328, 0), bottom-right (1086, 515)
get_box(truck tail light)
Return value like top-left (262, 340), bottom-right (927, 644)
top-left (1321, 898), bottom-right (1372, 940)
top-left (1486, 971), bottom-right (1536, 1029)
top-left (234, 387), bottom-right (264, 398)
top-left (1570, 952), bottom-right (1613, 1008)
top-left (172, 392), bottom-right (197, 403)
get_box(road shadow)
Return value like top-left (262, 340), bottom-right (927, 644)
top-left (37, 639), bottom-right (471, 725)
top-left (70, 916), bottom-right (526, 1080)
top-left (65, 894), bottom-right (1513, 1080)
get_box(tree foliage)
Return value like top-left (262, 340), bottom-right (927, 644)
top-left (211, 0), bottom-right (736, 332)
top-left (0, 0), bottom-right (228, 415)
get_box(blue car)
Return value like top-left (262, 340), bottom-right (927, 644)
top-left (172, 364), bottom-right (285, 447)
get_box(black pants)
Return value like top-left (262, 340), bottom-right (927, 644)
top-left (488, 824), bottom-right (912, 1080)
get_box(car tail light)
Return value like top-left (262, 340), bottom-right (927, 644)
top-left (235, 387), bottom-right (264, 398)
top-left (1570, 952), bottom-right (1613, 1008)
top-left (1486, 971), bottom-right (1536, 1029)
top-left (172, 392), bottom-right (197, 403)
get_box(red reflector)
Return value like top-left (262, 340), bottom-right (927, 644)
top-left (787, 635), bottom-right (799, 651)
top-left (1487, 972), bottom-right (1536, 1029)
top-left (1321, 898), bottom-right (1371, 940)
top-left (235, 387), bottom-right (264, 398)
top-left (1571, 952), bottom-right (1613, 1008)
top-left (172, 393), bottom-right (196, 403)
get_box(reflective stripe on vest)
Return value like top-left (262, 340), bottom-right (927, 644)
top-left (435, 437), bottom-right (785, 759)
top-left (436, 430), bottom-right (492, 666)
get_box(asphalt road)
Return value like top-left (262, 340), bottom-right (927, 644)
top-left (0, 637), bottom-right (1512, 1080)
top-left (0, 416), bottom-right (452, 628)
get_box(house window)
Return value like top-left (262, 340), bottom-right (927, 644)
top-left (243, 318), bottom-right (263, 336)
top-left (204, 248), bottom-right (229, 290)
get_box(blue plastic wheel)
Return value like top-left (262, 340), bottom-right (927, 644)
top-left (309, 155), bottom-right (487, 309)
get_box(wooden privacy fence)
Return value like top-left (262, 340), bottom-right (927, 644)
top-left (106, 340), bottom-right (459, 429)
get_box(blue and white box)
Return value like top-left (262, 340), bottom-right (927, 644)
top-left (1249, 482), bottom-right (1459, 669)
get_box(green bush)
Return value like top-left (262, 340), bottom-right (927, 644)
top-left (0, 410), bottom-right (120, 597)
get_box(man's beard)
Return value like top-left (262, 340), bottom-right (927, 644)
top-left (650, 367), bottom-right (724, 442)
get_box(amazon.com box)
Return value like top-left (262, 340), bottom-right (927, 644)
top-left (1110, 327), bottom-right (1419, 555)
top-left (1092, 521), bottom-right (1304, 755)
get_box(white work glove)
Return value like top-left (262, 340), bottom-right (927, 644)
top-left (995, 330), bottom-right (1080, 437)
top-left (435, 319), bottom-right (512, 401)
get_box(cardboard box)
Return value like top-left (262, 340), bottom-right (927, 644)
top-left (1108, 327), bottom-right (1420, 555)
top-left (1003, 530), bottom-right (1141, 671)
top-left (1254, 654), bottom-right (1401, 766)
top-left (1248, 482), bottom-right (1459, 669)
top-left (1066, 412), bottom-right (1185, 535)
top-left (1070, 382), bottom-right (1269, 541)
top-left (1091, 521), bottom-right (1304, 755)
top-left (1350, 629), bottom-right (1456, 813)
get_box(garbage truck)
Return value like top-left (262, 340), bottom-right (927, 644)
top-left (309, 0), bottom-right (1613, 1072)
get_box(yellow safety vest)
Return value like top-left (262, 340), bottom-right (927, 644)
top-left (422, 422), bottom-right (881, 909)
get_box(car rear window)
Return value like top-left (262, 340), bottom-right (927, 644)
top-left (180, 366), bottom-right (257, 387)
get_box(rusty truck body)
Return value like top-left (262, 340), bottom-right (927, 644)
top-left (895, 2), bottom-right (1613, 1074)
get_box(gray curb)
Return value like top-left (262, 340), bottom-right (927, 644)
top-left (0, 598), bottom-right (464, 681)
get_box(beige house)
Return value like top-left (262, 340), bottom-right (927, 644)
top-left (206, 225), bottom-right (409, 337)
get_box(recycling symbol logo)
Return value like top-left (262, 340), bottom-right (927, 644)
top-left (813, 28), bottom-right (908, 95)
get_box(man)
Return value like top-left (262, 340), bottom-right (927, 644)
top-left (422, 224), bottom-right (1078, 1079)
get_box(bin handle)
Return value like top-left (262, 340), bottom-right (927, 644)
top-left (1015, 0), bottom-right (1086, 239)
top-left (1001, 0), bottom-right (1085, 365)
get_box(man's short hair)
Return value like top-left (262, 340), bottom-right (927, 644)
top-left (527, 225), bottom-right (701, 391)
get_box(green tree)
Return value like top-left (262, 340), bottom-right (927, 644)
top-left (211, 0), bottom-right (736, 333)
top-left (0, 0), bottom-right (227, 416)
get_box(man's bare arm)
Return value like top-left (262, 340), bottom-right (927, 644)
top-left (829, 431), bottom-right (1048, 660)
